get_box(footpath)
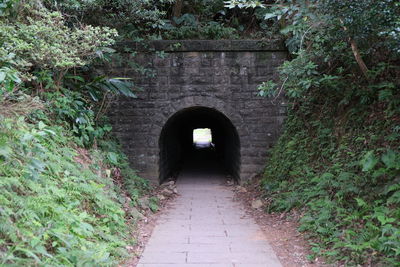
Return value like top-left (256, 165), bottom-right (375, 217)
top-left (137, 166), bottom-right (282, 267)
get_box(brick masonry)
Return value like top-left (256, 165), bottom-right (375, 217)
top-left (103, 40), bottom-right (287, 184)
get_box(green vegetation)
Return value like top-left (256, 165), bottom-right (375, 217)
top-left (0, 106), bottom-right (147, 266)
top-left (158, 0), bottom-right (280, 39)
top-left (263, 94), bottom-right (400, 265)
top-left (1, 0), bottom-right (399, 265)
top-left (0, 1), bottom-right (151, 265)
top-left (40, 0), bottom-right (277, 40)
top-left (227, 0), bottom-right (400, 265)
top-left (0, 91), bottom-right (150, 265)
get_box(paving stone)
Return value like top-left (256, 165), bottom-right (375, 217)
top-left (226, 228), bottom-right (264, 237)
top-left (144, 243), bottom-right (231, 253)
top-left (235, 264), bottom-right (279, 267)
top-left (139, 251), bottom-right (187, 264)
top-left (137, 172), bottom-right (282, 266)
top-left (229, 242), bottom-right (274, 253)
top-left (146, 236), bottom-right (189, 246)
top-left (188, 252), bottom-right (281, 265)
top-left (137, 264), bottom-right (232, 267)
top-left (187, 252), bottom-right (233, 263)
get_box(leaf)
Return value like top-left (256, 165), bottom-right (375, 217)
top-left (75, 117), bottom-right (87, 124)
top-left (43, 129), bottom-right (56, 136)
top-left (381, 150), bottom-right (398, 169)
top-left (30, 158), bottom-right (46, 170)
top-left (107, 152), bottom-right (118, 165)
top-left (38, 121), bottom-right (46, 130)
top-left (384, 183), bottom-right (400, 194)
top-left (355, 197), bottom-right (367, 207)
top-left (264, 13), bottom-right (277, 20)
top-left (21, 133), bottom-right (34, 142)
top-left (0, 144), bottom-right (12, 159)
top-left (0, 71), bottom-right (6, 82)
top-left (65, 75), bottom-right (85, 82)
top-left (387, 191), bottom-right (400, 204)
top-left (88, 90), bottom-right (100, 102)
top-left (377, 215), bottom-right (395, 225)
top-left (14, 247), bottom-right (41, 262)
top-left (108, 79), bottom-right (136, 98)
top-left (361, 151), bottom-right (379, 172)
top-left (378, 89), bottom-right (393, 101)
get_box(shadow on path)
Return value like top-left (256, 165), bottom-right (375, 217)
top-left (137, 149), bottom-right (282, 267)
top-left (177, 147), bottom-right (227, 185)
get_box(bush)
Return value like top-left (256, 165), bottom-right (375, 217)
top-left (0, 114), bottom-right (130, 265)
top-left (0, 2), bottom-right (117, 93)
top-left (262, 90), bottom-right (400, 265)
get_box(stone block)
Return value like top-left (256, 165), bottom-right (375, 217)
top-left (153, 56), bottom-right (170, 67)
top-left (103, 42), bottom-right (287, 183)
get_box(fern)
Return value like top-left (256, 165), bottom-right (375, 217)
top-left (0, 115), bottom-right (147, 266)
top-left (262, 90), bottom-right (400, 264)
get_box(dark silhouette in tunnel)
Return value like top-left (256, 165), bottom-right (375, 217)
top-left (159, 106), bottom-right (241, 183)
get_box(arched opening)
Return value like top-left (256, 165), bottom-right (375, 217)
top-left (159, 106), bottom-right (240, 183)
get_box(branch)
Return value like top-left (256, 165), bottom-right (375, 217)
top-left (272, 76), bottom-right (288, 105)
top-left (340, 19), bottom-right (369, 79)
top-left (349, 38), bottom-right (369, 78)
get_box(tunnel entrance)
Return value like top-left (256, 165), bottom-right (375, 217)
top-left (159, 107), bottom-right (240, 184)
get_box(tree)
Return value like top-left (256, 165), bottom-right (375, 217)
top-left (225, 0), bottom-right (400, 99)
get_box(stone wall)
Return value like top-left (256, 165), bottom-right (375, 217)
top-left (104, 40), bottom-right (287, 184)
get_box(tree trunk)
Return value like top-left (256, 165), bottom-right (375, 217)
top-left (172, 0), bottom-right (183, 19)
top-left (340, 19), bottom-right (369, 79)
top-left (349, 38), bottom-right (369, 79)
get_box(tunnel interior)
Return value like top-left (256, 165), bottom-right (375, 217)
top-left (159, 106), bottom-right (241, 183)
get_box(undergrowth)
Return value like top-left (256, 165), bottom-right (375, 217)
top-left (262, 88), bottom-right (400, 265)
top-left (0, 2), bottom-right (152, 265)
top-left (0, 94), bottom-right (149, 266)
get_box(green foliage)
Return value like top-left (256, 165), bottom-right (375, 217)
top-left (41, 90), bottom-right (111, 147)
top-left (261, 87), bottom-right (400, 264)
top-left (148, 197), bottom-right (159, 213)
top-left (259, 51), bottom-right (341, 99)
top-left (0, 3), bottom-right (117, 83)
top-left (65, 75), bottom-right (137, 102)
top-left (0, 2), bottom-right (151, 265)
top-left (41, 0), bottom-right (278, 39)
top-left (98, 139), bottom-right (150, 204)
top-left (0, 1), bottom-right (139, 145)
top-left (44, 0), bottom-right (173, 38)
top-left (227, 0), bottom-right (400, 99)
top-left (229, 1), bottom-right (400, 264)
top-left (0, 113), bottom-right (142, 266)
top-left (0, 66), bottom-right (21, 98)
top-left (162, 14), bottom-right (239, 39)
top-left (225, 0), bottom-right (264, 9)
top-left (0, 0), bottom-right (19, 17)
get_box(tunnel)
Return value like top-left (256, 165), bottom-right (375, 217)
top-left (158, 106), bottom-right (241, 183)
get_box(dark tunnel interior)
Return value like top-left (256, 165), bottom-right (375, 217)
top-left (158, 106), bottom-right (241, 183)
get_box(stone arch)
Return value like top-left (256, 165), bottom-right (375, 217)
top-left (105, 40), bottom-right (287, 184)
top-left (152, 95), bottom-right (248, 137)
top-left (158, 105), bottom-right (241, 183)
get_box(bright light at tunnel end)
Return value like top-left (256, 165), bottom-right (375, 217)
top-left (193, 128), bottom-right (212, 146)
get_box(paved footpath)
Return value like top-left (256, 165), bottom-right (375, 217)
top-left (137, 169), bottom-right (282, 267)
